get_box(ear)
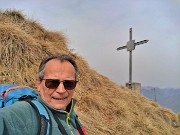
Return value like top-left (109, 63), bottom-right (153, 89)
top-left (36, 80), bottom-right (41, 92)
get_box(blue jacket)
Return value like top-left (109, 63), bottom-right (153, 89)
top-left (0, 96), bottom-right (86, 135)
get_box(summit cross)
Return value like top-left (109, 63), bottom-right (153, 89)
top-left (116, 28), bottom-right (149, 89)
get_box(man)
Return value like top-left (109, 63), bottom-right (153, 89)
top-left (0, 54), bottom-right (86, 135)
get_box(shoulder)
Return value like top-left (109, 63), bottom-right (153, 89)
top-left (1, 100), bottom-right (33, 114)
top-left (0, 100), bottom-right (39, 135)
top-left (0, 101), bottom-right (38, 123)
top-left (1, 101), bottom-right (31, 113)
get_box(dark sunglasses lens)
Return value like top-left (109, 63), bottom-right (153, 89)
top-left (63, 80), bottom-right (77, 90)
top-left (45, 79), bottom-right (60, 89)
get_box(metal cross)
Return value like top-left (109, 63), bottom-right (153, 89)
top-left (116, 28), bottom-right (149, 89)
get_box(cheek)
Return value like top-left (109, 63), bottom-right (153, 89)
top-left (68, 90), bottom-right (74, 98)
top-left (39, 85), bottom-right (52, 98)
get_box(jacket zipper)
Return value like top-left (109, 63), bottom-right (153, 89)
top-left (66, 113), bottom-right (75, 135)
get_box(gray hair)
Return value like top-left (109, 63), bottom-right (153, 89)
top-left (37, 54), bottom-right (78, 81)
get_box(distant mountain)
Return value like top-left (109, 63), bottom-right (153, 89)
top-left (141, 86), bottom-right (180, 113)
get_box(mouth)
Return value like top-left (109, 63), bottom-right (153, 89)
top-left (52, 97), bottom-right (67, 100)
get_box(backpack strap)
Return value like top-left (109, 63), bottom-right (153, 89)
top-left (52, 112), bottom-right (68, 135)
top-left (25, 99), bottom-right (52, 135)
top-left (75, 115), bottom-right (85, 135)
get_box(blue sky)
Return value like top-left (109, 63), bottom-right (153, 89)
top-left (1, 0), bottom-right (180, 88)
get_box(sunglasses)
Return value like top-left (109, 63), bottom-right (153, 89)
top-left (42, 79), bottom-right (78, 90)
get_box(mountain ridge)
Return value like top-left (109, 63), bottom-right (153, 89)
top-left (141, 86), bottom-right (180, 113)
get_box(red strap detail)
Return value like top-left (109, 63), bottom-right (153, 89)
top-left (1, 85), bottom-right (29, 99)
top-left (76, 127), bottom-right (87, 135)
top-left (81, 127), bottom-right (87, 135)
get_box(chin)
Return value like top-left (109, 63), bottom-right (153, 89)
top-left (57, 106), bottom-right (66, 110)
top-left (53, 104), bottom-right (66, 110)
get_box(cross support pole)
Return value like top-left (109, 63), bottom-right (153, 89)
top-left (116, 28), bottom-right (149, 89)
top-left (129, 51), bottom-right (132, 88)
top-left (129, 28), bottom-right (132, 89)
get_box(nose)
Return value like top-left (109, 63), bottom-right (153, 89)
top-left (56, 82), bottom-right (66, 93)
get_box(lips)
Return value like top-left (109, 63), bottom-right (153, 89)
top-left (53, 97), bottom-right (67, 100)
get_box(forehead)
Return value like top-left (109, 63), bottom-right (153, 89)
top-left (44, 59), bottom-right (75, 75)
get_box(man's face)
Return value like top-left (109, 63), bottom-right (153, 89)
top-left (36, 59), bottom-right (76, 110)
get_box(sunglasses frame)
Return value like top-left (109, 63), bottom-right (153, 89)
top-left (42, 79), bottom-right (78, 90)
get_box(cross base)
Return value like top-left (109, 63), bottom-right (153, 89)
top-left (126, 82), bottom-right (141, 92)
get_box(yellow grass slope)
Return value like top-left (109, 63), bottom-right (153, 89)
top-left (0, 10), bottom-right (179, 135)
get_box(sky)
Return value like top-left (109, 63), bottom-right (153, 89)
top-left (0, 0), bottom-right (180, 88)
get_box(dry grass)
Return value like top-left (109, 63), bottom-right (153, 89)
top-left (0, 10), bottom-right (180, 135)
